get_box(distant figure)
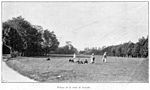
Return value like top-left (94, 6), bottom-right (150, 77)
top-left (84, 59), bottom-right (88, 64)
top-left (90, 53), bottom-right (95, 64)
top-left (73, 53), bottom-right (76, 60)
top-left (69, 59), bottom-right (74, 63)
top-left (80, 61), bottom-right (84, 64)
top-left (102, 52), bottom-right (107, 62)
top-left (47, 58), bottom-right (51, 61)
top-left (76, 59), bottom-right (84, 64)
top-left (76, 60), bottom-right (80, 63)
top-left (79, 61), bottom-right (84, 64)
top-left (92, 57), bottom-right (95, 64)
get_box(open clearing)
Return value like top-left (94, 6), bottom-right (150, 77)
top-left (4, 55), bottom-right (148, 83)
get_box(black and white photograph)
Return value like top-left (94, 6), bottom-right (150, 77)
top-left (1, 1), bottom-right (149, 83)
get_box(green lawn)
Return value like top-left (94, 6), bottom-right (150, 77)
top-left (5, 55), bottom-right (148, 83)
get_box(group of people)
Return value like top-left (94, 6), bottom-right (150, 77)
top-left (69, 53), bottom-right (88, 64)
top-left (90, 52), bottom-right (107, 63)
top-left (71, 52), bottom-right (107, 64)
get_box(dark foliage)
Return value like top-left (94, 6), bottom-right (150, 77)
top-left (79, 37), bottom-right (148, 58)
top-left (2, 16), bottom-right (59, 57)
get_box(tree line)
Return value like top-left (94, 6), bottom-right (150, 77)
top-left (3, 16), bottom-right (148, 58)
top-left (53, 43), bottom-right (78, 54)
top-left (3, 16), bottom-right (60, 57)
top-left (3, 16), bottom-right (78, 57)
top-left (79, 36), bottom-right (148, 58)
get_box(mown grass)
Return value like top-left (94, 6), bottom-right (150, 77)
top-left (4, 55), bottom-right (148, 83)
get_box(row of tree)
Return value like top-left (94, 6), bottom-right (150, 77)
top-left (79, 36), bottom-right (148, 58)
top-left (3, 16), bottom-right (60, 57)
top-left (3, 16), bottom-right (148, 58)
top-left (53, 43), bottom-right (78, 54)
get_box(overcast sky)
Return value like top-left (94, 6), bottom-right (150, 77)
top-left (2, 2), bottom-right (148, 50)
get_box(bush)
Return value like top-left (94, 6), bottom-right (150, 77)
top-left (11, 51), bottom-right (19, 58)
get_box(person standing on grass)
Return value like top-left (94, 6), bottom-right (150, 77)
top-left (73, 53), bottom-right (76, 61)
top-left (90, 53), bottom-right (95, 64)
top-left (102, 52), bottom-right (107, 62)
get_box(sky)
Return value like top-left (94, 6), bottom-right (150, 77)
top-left (2, 2), bottom-right (148, 50)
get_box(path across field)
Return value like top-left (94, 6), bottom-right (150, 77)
top-left (2, 61), bottom-right (37, 82)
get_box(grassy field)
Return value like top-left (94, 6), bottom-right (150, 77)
top-left (4, 55), bottom-right (148, 83)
